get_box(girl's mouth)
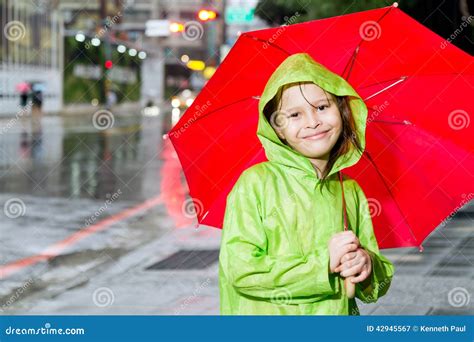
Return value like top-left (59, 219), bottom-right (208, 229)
top-left (303, 129), bottom-right (331, 140)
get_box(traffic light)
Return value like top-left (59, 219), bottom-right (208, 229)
top-left (104, 60), bottom-right (113, 69)
top-left (198, 9), bottom-right (218, 21)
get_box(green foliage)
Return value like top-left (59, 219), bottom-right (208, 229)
top-left (255, 0), bottom-right (390, 25)
top-left (63, 37), bottom-right (142, 104)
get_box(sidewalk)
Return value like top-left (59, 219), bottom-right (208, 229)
top-left (0, 101), bottom-right (171, 121)
top-left (3, 201), bottom-right (471, 315)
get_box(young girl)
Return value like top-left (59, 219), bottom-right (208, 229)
top-left (218, 53), bottom-right (394, 315)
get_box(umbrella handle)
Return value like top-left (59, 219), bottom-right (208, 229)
top-left (345, 277), bottom-right (356, 298)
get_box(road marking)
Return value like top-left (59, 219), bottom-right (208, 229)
top-left (0, 195), bottom-right (163, 279)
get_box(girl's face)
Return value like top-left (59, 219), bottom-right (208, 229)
top-left (270, 83), bottom-right (342, 160)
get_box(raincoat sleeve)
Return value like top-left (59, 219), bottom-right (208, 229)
top-left (351, 180), bottom-right (395, 303)
top-left (220, 169), bottom-right (340, 304)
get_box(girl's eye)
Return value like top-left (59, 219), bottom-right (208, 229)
top-left (289, 112), bottom-right (300, 118)
top-left (317, 104), bottom-right (329, 111)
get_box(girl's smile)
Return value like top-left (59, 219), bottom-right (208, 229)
top-left (302, 128), bottom-right (331, 140)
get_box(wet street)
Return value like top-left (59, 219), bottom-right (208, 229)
top-left (0, 110), bottom-right (472, 315)
top-left (0, 109), bottom-right (221, 314)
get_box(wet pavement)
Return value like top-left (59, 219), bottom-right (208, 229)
top-left (0, 110), bottom-right (473, 315)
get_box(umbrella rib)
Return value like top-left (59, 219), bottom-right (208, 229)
top-left (370, 118), bottom-right (412, 125)
top-left (363, 151), bottom-right (422, 249)
top-left (364, 76), bottom-right (408, 101)
top-left (343, 5), bottom-right (397, 81)
top-left (242, 34), bottom-right (291, 56)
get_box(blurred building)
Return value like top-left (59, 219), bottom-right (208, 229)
top-left (58, 0), bottom-right (227, 107)
top-left (0, 0), bottom-right (63, 116)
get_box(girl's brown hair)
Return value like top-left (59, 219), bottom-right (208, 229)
top-left (263, 82), bottom-right (363, 183)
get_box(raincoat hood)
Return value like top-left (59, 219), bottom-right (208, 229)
top-left (257, 53), bottom-right (368, 179)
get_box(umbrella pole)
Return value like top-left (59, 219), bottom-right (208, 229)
top-left (345, 277), bottom-right (356, 299)
top-left (340, 172), bottom-right (356, 298)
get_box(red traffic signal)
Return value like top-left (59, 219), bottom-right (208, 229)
top-left (198, 9), bottom-right (218, 21)
top-left (105, 60), bottom-right (113, 69)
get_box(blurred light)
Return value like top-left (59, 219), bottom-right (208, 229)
top-left (75, 32), bottom-right (86, 42)
top-left (198, 9), bottom-right (217, 21)
top-left (171, 108), bottom-right (181, 125)
top-left (138, 51), bottom-right (147, 59)
top-left (185, 98), bottom-right (194, 107)
top-left (182, 89), bottom-right (192, 97)
top-left (180, 54), bottom-right (190, 63)
top-left (128, 48), bottom-right (137, 57)
top-left (91, 38), bottom-right (101, 46)
top-left (169, 22), bottom-right (184, 33)
top-left (117, 44), bottom-right (126, 53)
top-left (91, 98), bottom-right (99, 106)
top-left (105, 60), bottom-right (113, 69)
top-left (171, 98), bottom-right (181, 108)
top-left (203, 66), bottom-right (216, 79)
top-left (186, 60), bottom-right (205, 71)
top-left (142, 106), bottom-right (160, 116)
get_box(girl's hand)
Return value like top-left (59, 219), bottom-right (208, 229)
top-left (334, 248), bottom-right (372, 283)
top-left (328, 231), bottom-right (360, 273)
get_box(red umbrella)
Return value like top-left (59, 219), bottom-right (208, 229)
top-left (168, 4), bottom-right (473, 249)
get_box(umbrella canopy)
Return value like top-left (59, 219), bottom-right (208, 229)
top-left (168, 4), bottom-right (473, 249)
top-left (15, 82), bottom-right (31, 93)
top-left (31, 82), bottom-right (46, 92)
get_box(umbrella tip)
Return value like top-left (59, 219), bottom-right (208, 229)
top-left (418, 244), bottom-right (424, 252)
top-left (163, 134), bottom-right (168, 140)
top-left (392, 2), bottom-right (399, 7)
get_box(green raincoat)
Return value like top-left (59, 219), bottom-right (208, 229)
top-left (218, 53), bottom-right (394, 315)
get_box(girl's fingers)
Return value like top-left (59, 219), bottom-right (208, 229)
top-left (344, 243), bottom-right (359, 254)
top-left (335, 255), bottom-right (357, 273)
top-left (351, 268), bottom-right (369, 283)
top-left (341, 251), bottom-right (357, 263)
top-left (339, 235), bottom-right (359, 246)
top-left (340, 259), bottom-right (364, 278)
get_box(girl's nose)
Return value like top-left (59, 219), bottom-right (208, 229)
top-left (305, 112), bottom-right (322, 128)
